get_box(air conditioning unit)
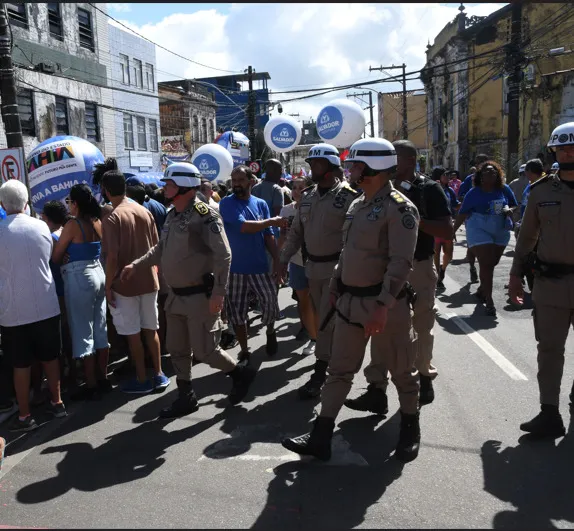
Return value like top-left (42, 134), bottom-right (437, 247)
top-left (36, 62), bottom-right (56, 74)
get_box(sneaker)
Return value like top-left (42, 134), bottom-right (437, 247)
top-left (47, 402), bottom-right (68, 418)
top-left (153, 373), bottom-right (171, 391)
top-left (266, 331), bottom-right (278, 356)
top-left (120, 378), bottom-right (154, 395)
top-left (238, 351), bottom-right (251, 366)
top-left (436, 280), bottom-right (445, 291)
top-left (301, 340), bottom-right (316, 356)
top-left (9, 415), bottom-right (38, 432)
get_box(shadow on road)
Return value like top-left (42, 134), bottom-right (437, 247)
top-left (250, 412), bottom-right (405, 529)
top-left (481, 415), bottom-right (574, 529)
top-left (15, 411), bottom-right (226, 504)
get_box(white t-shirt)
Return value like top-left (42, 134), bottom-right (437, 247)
top-left (0, 214), bottom-right (60, 327)
top-left (208, 197), bottom-right (219, 210)
top-left (280, 203), bottom-right (304, 267)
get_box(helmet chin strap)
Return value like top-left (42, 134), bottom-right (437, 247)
top-left (356, 166), bottom-right (379, 185)
top-left (558, 161), bottom-right (574, 171)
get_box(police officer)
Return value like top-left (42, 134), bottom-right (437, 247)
top-left (282, 138), bottom-right (422, 463)
top-left (121, 162), bottom-right (256, 418)
top-left (344, 139), bottom-right (452, 413)
top-left (280, 143), bottom-right (361, 399)
top-left (509, 122), bottom-right (574, 438)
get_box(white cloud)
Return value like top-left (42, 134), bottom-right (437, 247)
top-left (107, 3), bottom-right (132, 13)
top-left (117, 3), bottom-right (507, 133)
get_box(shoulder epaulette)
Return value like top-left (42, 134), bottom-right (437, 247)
top-left (194, 202), bottom-right (210, 216)
top-left (389, 190), bottom-right (407, 204)
top-left (530, 174), bottom-right (551, 190)
top-left (301, 184), bottom-right (315, 196)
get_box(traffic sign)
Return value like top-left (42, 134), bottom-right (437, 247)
top-left (0, 148), bottom-right (25, 184)
top-left (249, 161), bottom-right (260, 173)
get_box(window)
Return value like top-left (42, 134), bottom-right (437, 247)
top-left (145, 63), bottom-right (154, 91)
top-left (208, 119), bottom-right (215, 142)
top-left (201, 118), bottom-right (207, 143)
top-left (192, 115), bottom-right (199, 142)
top-left (149, 119), bottom-right (158, 151)
top-left (85, 102), bottom-right (99, 143)
top-left (55, 96), bottom-right (69, 135)
top-left (17, 88), bottom-right (35, 136)
top-left (132, 59), bottom-right (143, 88)
top-left (119, 54), bottom-right (130, 85)
top-left (47, 3), bottom-right (63, 40)
top-left (7, 3), bottom-right (28, 29)
top-left (123, 114), bottom-right (134, 150)
top-left (136, 116), bottom-right (147, 150)
top-left (77, 8), bottom-right (94, 52)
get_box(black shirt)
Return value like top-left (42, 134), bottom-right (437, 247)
top-left (395, 174), bottom-right (451, 261)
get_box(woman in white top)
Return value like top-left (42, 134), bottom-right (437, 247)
top-left (278, 177), bottom-right (317, 356)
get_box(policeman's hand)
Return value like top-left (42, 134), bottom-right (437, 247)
top-left (364, 304), bottom-right (388, 338)
top-left (268, 216), bottom-right (289, 229)
top-left (106, 287), bottom-right (116, 309)
top-left (273, 260), bottom-right (285, 285)
top-left (120, 264), bottom-right (136, 283)
top-left (209, 294), bottom-right (224, 315)
top-left (508, 274), bottom-right (524, 307)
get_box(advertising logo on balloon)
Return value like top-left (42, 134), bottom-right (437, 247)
top-left (194, 153), bottom-right (220, 181)
top-left (271, 123), bottom-right (297, 149)
top-left (317, 106), bottom-right (343, 140)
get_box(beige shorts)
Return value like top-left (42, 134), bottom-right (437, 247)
top-left (108, 291), bottom-right (159, 336)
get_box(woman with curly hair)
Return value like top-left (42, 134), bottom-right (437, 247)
top-left (453, 161), bottom-right (518, 316)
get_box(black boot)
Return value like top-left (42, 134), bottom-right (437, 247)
top-left (436, 267), bottom-right (446, 290)
top-left (395, 411), bottom-right (421, 463)
top-left (469, 264), bottom-right (478, 284)
top-left (419, 375), bottom-right (435, 405)
top-left (159, 379), bottom-right (199, 419)
top-left (228, 363), bottom-right (257, 405)
top-left (344, 384), bottom-right (388, 415)
top-left (281, 416), bottom-right (335, 461)
top-left (520, 405), bottom-right (566, 438)
top-left (298, 360), bottom-right (328, 400)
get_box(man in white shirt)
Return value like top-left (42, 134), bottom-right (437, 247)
top-left (0, 180), bottom-right (67, 432)
top-left (200, 180), bottom-right (220, 210)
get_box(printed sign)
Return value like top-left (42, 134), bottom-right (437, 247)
top-left (194, 153), bottom-right (221, 182)
top-left (270, 123), bottom-right (297, 149)
top-left (317, 106), bottom-right (344, 140)
top-left (0, 148), bottom-right (25, 184)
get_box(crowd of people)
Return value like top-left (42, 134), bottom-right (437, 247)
top-left (0, 122), bottom-right (573, 465)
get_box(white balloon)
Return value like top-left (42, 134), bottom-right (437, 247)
top-left (264, 115), bottom-right (302, 154)
top-left (191, 143), bottom-right (234, 184)
top-left (316, 98), bottom-right (366, 148)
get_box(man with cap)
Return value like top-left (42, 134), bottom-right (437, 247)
top-left (279, 143), bottom-right (361, 399)
top-left (510, 122), bottom-right (574, 438)
top-left (282, 137), bottom-right (421, 463)
top-left (121, 162), bottom-right (257, 418)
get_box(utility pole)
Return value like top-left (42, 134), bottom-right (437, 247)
top-left (369, 63), bottom-right (408, 139)
top-left (346, 91), bottom-right (374, 137)
top-left (506, 1), bottom-right (523, 180)
top-left (246, 65), bottom-right (256, 162)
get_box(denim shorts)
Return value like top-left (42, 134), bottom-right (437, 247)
top-left (288, 262), bottom-right (309, 291)
top-left (466, 213), bottom-right (511, 248)
top-left (61, 259), bottom-right (108, 359)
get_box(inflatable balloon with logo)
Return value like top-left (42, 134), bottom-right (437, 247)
top-left (26, 136), bottom-right (105, 212)
top-left (191, 143), bottom-right (234, 184)
top-left (316, 99), bottom-right (366, 149)
top-left (214, 130), bottom-right (250, 166)
top-left (263, 116), bottom-right (302, 154)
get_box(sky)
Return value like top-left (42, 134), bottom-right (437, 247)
top-left (107, 2), bottom-right (507, 133)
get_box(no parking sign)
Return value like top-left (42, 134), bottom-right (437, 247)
top-left (0, 148), bottom-right (25, 184)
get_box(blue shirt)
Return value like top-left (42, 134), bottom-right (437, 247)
top-left (443, 185), bottom-right (460, 216)
top-left (0, 206), bottom-right (5, 220)
top-left (521, 183), bottom-right (531, 218)
top-left (143, 198), bottom-right (167, 233)
top-left (457, 174), bottom-right (474, 199)
top-left (460, 184), bottom-right (518, 216)
top-left (219, 194), bottom-right (272, 274)
top-left (50, 233), bottom-right (65, 297)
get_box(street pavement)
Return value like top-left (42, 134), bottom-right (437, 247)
top-left (1, 229), bottom-right (574, 529)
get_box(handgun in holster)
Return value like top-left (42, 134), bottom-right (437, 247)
top-left (203, 273), bottom-right (215, 298)
top-left (404, 282), bottom-right (417, 311)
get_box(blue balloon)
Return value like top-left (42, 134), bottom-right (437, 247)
top-left (317, 106), bottom-right (344, 140)
top-left (26, 136), bottom-right (104, 212)
top-left (270, 123), bottom-right (297, 150)
top-left (126, 172), bottom-right (165, 187)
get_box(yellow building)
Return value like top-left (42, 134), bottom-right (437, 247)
top-left (423, 2), bottom-right (574, 178)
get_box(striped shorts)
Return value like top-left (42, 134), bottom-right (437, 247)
top-left (226, 272), bottom-right (279, 326)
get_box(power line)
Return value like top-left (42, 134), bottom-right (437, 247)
top-left (88, 3), bottom-right (240, 75)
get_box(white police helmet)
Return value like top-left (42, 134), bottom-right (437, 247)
top-left (305, 143), bottom-right (341, 167)
top-left (345, 138), bottom-right (397, 171)
top-left (519, 164), bottom-right (526, 174)
top-left (162, 162), bottom-right (202, 188)
top-left (547, 122), bottom-right (574, 150)
top-left (551, 162), bottom-right (559, 170)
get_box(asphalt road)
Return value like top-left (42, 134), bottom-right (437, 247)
top-left (1, 230), bottom-right (574, 529)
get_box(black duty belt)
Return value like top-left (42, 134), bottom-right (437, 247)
top-left (307, 251), bottom-right (341, 263)
top-left (529, 255), bottom-right (574, 278)
top-left (171, 284), bottom-right (209, 296)
top-left (338, 280), bottom-right (407, 299)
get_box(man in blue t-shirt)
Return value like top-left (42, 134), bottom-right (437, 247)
top-left (219, 165), bottom-right (287, 363)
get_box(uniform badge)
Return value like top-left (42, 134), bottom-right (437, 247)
top-left (373, 206), bottom-right (383, 213)
top-left (302, 216), bottom-right (308, 222)
top-left (210, 222), bottom-right (222, 233)
top-left (333, 196), bottom-right (346, 209)
top-left (367, 212), bottom-right (378, 221)
top-left (194, 202), bottom-right (209, 216)
top-left (402, 214), bottom-right (416, 230)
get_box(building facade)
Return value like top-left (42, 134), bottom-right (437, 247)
top-left (423, 2), bottom-right (574, 176)
top-left (6, 2), bottom-right (115, 157)
top-left (108, 24), bottom-right (161, 173)
top-left (158, 80), bottom-right (217, 158)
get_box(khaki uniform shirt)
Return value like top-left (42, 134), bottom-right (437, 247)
top-left (280, 179), bottom-right (361, 280)
top-left (511, 172), bottom-right (574, 307)
top-left (330, 182), bottom-right (419, 309)
top-left (133, 199), bottom-right (231, 297)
